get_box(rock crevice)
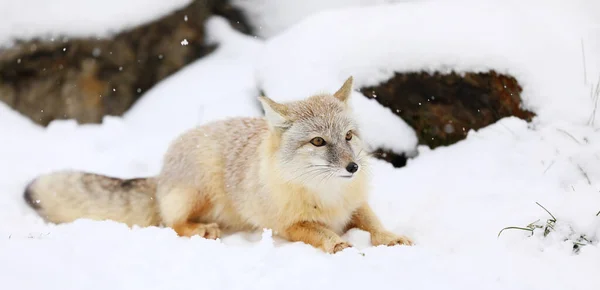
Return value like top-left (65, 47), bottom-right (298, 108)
top-left (360, 70), bottom-right (535, 149)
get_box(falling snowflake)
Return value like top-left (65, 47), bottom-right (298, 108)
top-left (181, 39), bottom-right (189, 46)
top-left (92, 48), bottom-right (101, 57)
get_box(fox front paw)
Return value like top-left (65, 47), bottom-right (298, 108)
top-left (332, 241), bottom-right (352, 253)
top-left (192, 223), bottom-right (221, 240)
top-left (174, 222), bottom-right (221, 240)
top-left (372, 231), bottom-right (414, 247)
top-left (321, 240), bottom-right (352, 254)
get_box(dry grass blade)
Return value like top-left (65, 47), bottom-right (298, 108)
top-left (575, 164), bottom-right (592, 185)
top-left (535, 202), bottom-right (557, 222)
top-left (587, 74), bottom-right (600, 126)
top-left (543, 160), bottom-right (555, 174)
top-left (556, 128), bottom-right (582, 144)
top-left (497, 226), bottom-right (534, 238)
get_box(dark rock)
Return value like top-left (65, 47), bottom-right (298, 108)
top-left (360, 70), bottom-right (535, 152)
top-left (0, 0), bottom-right (252, 126)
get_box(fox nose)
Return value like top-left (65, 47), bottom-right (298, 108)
top-left (345, 162), bottom-right (359, 173)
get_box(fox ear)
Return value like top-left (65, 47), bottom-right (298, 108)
top-left (258, 96), bottom-right (291, 129)
top-left (333, 76), bottom-right (354, 104)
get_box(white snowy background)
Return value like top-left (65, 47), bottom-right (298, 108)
top-left (1, 0), bottom-right (600, 289)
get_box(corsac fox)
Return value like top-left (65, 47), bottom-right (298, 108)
top-left (24, 76), bottom-right (413, 253)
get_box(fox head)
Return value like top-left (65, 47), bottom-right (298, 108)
top-left (258, 76), bottom-right (369, 189)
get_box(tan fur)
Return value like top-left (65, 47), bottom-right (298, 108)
top-left (24, 171), bottom-right (160, 227)
top-left (24, 76), bottom-right (413, 253)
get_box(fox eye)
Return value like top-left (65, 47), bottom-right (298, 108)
top-left (310, 137), bottom-right (326, 147)
top-left (345, 131), bottom-right (353, 141)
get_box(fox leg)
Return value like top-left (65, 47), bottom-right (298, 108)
top-left (283, 221), bottom-right (351, 254)
top-left (157, 186), bottom-right (221, 239)
top-left (346, 203), bottom-right (413, 246)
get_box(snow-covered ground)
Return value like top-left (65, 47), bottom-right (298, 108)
top-left (1, 0), bottom-right (600, 289)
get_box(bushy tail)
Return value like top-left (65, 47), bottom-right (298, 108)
top-left (24, 171), bottom-right (161, 227)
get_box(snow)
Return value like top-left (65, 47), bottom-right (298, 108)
top-left (1, 1), bottom-right (600, 290)
top-left (230, 0), bottom-right (413, 38)
top-left (0, 0), bottom-right (192, 47)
